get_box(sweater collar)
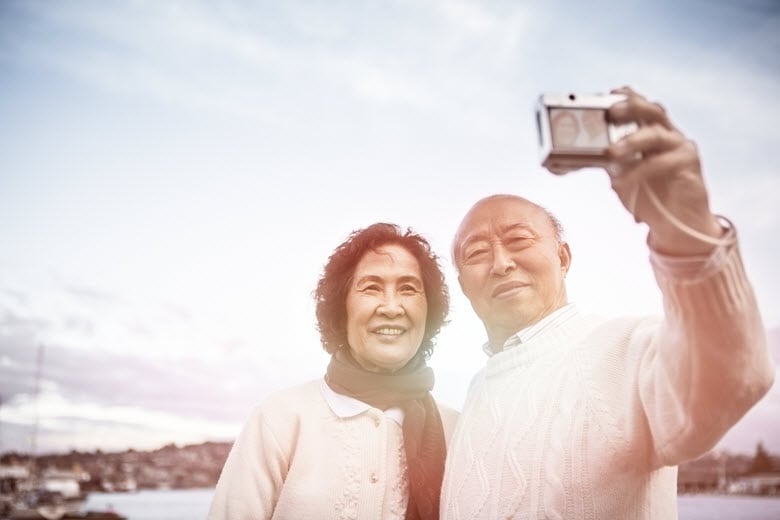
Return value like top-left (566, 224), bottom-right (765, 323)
top-left (483, 303), bottom-right (578, 357)
top-left (483, 304), bottom-right (589, 375)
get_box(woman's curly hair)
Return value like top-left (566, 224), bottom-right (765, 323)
top-left (314, 223), bottom-right (449, 359)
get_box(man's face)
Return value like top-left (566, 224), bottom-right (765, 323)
top-left (455, 197), bottom-right (571, 345)
top-left (345, 244), bottom-right (428, 373)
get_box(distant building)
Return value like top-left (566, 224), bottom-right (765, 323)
top-left (728, 473), bottom-right (780, 496)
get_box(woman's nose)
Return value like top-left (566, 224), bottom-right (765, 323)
top-left (377, 293), bottom-right (405, 317)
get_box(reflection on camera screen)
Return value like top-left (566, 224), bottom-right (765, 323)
top-left (549, 108), bottom-right (609, 149)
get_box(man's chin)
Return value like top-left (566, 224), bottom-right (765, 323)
top-left (490, 294), bottom-right (529, 313)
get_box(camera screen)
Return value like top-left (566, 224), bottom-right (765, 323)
top-left (549, 108), bottom-right (609, 149)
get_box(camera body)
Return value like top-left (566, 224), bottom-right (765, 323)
top-left (536, 93), bottom-right (638, 174)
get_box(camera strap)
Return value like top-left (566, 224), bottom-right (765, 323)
top-left (640, 182), bottom-right (736, 247)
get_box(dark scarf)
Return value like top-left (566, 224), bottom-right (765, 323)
top-left (325, 349), bottom-right (446, 520)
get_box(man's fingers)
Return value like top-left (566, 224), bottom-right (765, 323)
top-left (610, 85), bottom-right (640, 97)
top-left (609, 88), bottom-right (675, 131)
top-left (608, 125), bottom-right (684, 162)
top-left (610, 141), bottom-right (700, 187)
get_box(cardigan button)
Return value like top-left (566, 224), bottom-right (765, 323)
top-left (369, 472), bottom-right (378, 483)
top-left (373, 417), bottom-right (381, 427)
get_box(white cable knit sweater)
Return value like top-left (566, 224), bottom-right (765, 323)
top-left (441, 240), bottom-right (774, 519)
top-left (208, 379), bottom-right (458, 520)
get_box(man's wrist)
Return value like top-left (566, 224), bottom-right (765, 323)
top-left (647, 214), bottom-right (726, 257)
top-left (648, 216), bottom-right (736, 278)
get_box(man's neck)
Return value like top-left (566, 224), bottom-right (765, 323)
top-left (485, 303), bottom-right (575, 351)
top-left (486, 323), bottom-right (534, 349)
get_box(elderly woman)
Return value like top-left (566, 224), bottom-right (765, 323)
top-left (208, 222), bottom-right (458, 520)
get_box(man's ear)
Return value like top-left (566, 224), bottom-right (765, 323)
top-left (558, 241), bottom-right (572, 275)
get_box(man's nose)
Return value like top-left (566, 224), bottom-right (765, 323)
top-left (490, 244), bottom-right (516, 276)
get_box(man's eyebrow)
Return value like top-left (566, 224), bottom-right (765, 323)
top-left (499, 223), bottom-right (535, 235)
top-left (460, 224), bottom-right (535, 249)
top-left (459, 232), bottom-right (489, 251)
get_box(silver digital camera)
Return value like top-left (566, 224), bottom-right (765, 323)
top-left (536, 93), bottom-right (638, 174)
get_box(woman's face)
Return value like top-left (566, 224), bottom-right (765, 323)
top-left (551, 110), bottom-right (579, 147)
top-left (345, 244), bottom-right (428, 373)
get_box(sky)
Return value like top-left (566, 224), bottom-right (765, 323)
top-left (0, 0), bottom-right (778, 456)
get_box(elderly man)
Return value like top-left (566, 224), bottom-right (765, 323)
top-left (440, 87), bottom-right (775, 519)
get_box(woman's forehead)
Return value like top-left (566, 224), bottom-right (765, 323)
top-left (355, 244), bottom-right (421, 273)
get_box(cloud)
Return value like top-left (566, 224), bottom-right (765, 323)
top-left (0, 312), bottom-right (285, 421)
top-left (0, 282), bottom-right (311, 449)
top-left (0, 404), bottom-right (237, 454)
top-left (1, 2), bottom-right (300, 120)
top-left (0, 0), bottom-right (537, 128)
top-left (1, 0), bottom-right (777, 456)
top-left (0, 293), bottom-right (305, 453)
top-left (717, 173), bottom-right (780, 233)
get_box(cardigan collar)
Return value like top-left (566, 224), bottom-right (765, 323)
top-left (319, 378), bottom-right (405, 426)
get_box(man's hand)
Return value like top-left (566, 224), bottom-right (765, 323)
top-left (606, 86), bottom-right (723, 256)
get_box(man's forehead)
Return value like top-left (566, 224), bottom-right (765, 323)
top-left (459, 199), bottom-right (544, 236)
top-left (461, 221), bottom-right (535, 243)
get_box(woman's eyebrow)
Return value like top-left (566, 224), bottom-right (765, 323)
top-left (354, 275), bottom-right (383, 285)
top-left (354, 275), bottom-right (422, 287)
top-left (397, 275), bottom-right (423, 286)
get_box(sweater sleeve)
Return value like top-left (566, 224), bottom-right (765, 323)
top-left (638, 231), bottom-right (774, 467)
top-left (207, 406), bottom-right (288, 520)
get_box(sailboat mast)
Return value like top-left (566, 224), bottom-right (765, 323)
top-left (30, 343), bottom-right (45, 477)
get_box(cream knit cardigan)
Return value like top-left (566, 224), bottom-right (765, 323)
top-left (441, 241), bottom-right (775, 519)
top-left (208, 379), bottom-right (459, 520)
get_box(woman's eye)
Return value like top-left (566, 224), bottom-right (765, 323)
top-left (400, 284), bottom-right (420, 294)
top-left (360, 284), bottom-right (382, 293)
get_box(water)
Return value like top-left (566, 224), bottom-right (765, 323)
top-left (82, 489), bottom-right (780, 519)
top-left (678, 494), bottom-right (780, 520)
top-left (81, 488), bottom-right (213, 520)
